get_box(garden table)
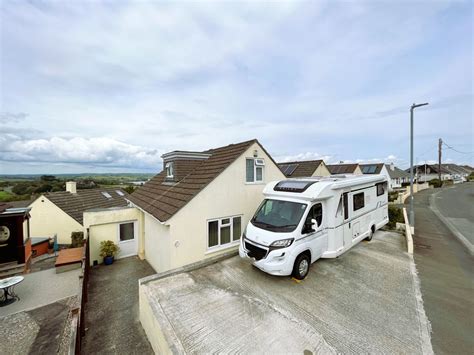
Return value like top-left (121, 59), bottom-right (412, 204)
top-left (0, 275), bottom-right (24, 307)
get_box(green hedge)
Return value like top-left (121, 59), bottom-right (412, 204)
top-left (428, 179), bottom-right (442, 188)
top-left (387, 205), bottom-right (404, 229)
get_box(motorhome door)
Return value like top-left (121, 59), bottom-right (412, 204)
top-left (342, 192), bottom-right (352, 247)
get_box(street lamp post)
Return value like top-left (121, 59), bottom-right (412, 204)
top-left (409, 102), bottom-right (429, 229)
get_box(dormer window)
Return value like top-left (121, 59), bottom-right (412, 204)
top-left (165, 162), bottom-right (174, 179)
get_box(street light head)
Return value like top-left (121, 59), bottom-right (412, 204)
top-left (412, 102), bottom-right (429, 109)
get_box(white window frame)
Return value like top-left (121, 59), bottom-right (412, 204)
top-left (246, 158), bottom-right (265, 184)
top-left (206, 215), bottom-right (243, 252)
top-left (117, 221), bottom-right (137, 244)
top-left (165, 162), bottom-right (174, 178)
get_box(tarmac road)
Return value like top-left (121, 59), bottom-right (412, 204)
top-left (411, 185), bottom-right (474, 354)
top-left (431, 182), bottom-right (474, 250)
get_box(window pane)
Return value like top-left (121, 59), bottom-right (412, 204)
top-left (208, 221), bottom-right (218, 247)
top-left (221, 226), bottom-right (231, 244)
top-left (256, 167), bottom-right (263, 181)
top-left (353, 192), bottom-right (365, 211)
top-left (233, 217), bottom-right (241, 241)
top-left (120, 223), bottom-right (134, 241)
top-left (221, 218), bottom-right (230, 225)
top-left (246, 159), bottom-right (254, 182)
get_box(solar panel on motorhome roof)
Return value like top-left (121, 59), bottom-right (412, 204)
top-left (274, 180), bottom-right (316, 192)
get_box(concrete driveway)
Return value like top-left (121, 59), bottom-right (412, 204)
top-left (140, 231), bottom-right (432, 354)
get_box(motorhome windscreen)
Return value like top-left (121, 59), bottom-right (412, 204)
top-left (252, 199), bottom-right (308, 233)
top-left (273, 180), bottom-right (316, 193)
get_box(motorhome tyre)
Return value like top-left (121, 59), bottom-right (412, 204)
top-left (292, 253), bottom-right (310, 280)
top-left (365, 225), bottom-right (375, 241)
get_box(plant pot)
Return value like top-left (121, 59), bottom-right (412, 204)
top-left (104, 256), bottom-right (114, 265)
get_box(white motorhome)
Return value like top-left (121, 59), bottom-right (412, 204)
top-left (239, 175), bottom-right (388, 279)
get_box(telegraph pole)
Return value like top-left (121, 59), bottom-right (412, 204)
top-left (438, 138), bottom-right (442, 182)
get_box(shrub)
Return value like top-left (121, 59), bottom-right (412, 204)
top-left (428, 179), bottom-right (442, 188)
top-left (99, 240), bottom-right (120, 258)
top-left (401, 182), bottom-right (411, 187)
top-left (387, 205), bottom-right (404, 229)
top-left (388, 192), bottom-right (399, 202)
top-left (71, 231), bottom-right (84, 247)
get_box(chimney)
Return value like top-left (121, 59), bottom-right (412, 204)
top-left (390, 162), bottom-right (395, 171)
top-left (66, 181), bottom-right (77, 194)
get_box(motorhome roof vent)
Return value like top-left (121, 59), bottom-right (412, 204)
top-left (273, 180), bottom-right (317, 193)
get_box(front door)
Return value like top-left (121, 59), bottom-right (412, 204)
top-left (117, 221), bottom-right (138, 259)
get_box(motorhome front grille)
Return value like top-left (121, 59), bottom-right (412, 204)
top-left (245, 241), bottom-right (267, 260)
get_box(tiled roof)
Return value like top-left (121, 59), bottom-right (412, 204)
top-left (327, 164), bottom-right (360, 174)
top-left (360, 163), bottom-right (384, 174)
top-left (45, 188), bottom-right (129, 225)
top-left (277, 160), bottom-right (324, 177)
top-left (0, 203), bottom-right (12, 214)
top-left (128, 139), bottom-right (261, 222)
top-left (385, 165), bottom-right (410, 179)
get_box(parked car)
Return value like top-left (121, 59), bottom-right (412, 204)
top-left (239, 175), bottom-right (389, 279)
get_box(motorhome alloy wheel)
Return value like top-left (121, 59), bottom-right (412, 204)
top-left (293, 254), bottom-right (310, 280)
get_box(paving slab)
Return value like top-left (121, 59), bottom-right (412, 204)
top-left (141, 231), bottom-right (432, 354)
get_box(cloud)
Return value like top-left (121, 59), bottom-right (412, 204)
top-left (0, 135), bottom-right (163, 170)
top-left (0, 112), bottom-right (28, 123)
top-left (0, 1), bottom-right (472, 173)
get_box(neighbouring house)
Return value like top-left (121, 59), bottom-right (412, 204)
top-left (360, 163), bottom-right (410, 191)
top-left (409, 164), bottom-right (451, 182)
top-left (326, 163), bottom-right (363, 175)
top-left (277, 160), bottom-right (331, 178)
top-left (0, 203), bottom-right (32, 276)
top-left (28, 182), bottom-right (129, 245)
top-left (441, 164), bottom-right (472, 181)
top-left (385, 164), bottom-right (411, 189)
top-left (125, 139), bottom-right (285, 273)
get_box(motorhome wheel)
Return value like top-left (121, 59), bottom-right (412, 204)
top-left (365, 227), bottom-right (374, 241)
top-left (292, 253), bottom-right (310, 280)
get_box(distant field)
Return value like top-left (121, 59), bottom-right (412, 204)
top-left (0, 190), bottom-right (14, 201)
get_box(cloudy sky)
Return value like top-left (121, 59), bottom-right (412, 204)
top-left (1, 0), bottom-right (472, 174)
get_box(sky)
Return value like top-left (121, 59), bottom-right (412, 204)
top-left (0, 0), bottom-right (472, 174)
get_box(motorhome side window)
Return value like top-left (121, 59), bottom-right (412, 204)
top-left (353, 192), bottom-right (365, 211)
top-left (246, 158), bottom-right (264, 183)
top-left (208, 216), bottom-right (242, 248)
top-left (303, 203), bottom-right (323, 233)
top-left (376, 183), bottom-right (385, 196)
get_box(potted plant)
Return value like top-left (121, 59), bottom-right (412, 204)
top-left (99, 240), bottom-right (120, 265)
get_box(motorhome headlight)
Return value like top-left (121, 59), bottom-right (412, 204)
top-left (270, 238), bottom-right (294, 248)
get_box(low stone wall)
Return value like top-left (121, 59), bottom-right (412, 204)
top-left (401, 183), bottom-right (431, 203)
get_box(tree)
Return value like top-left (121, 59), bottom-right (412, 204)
top-left (123, 185), bottom-right (136, 194)
top-left (40, 175), bottom-right (57, 182)
top-left (12, 182), bottom-right (31, 195)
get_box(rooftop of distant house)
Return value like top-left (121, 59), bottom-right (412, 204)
top-left (277, 160), bottom-right (325, 178)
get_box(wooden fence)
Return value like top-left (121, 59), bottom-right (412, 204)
top-left (68, 235), bottom-right (90, 355)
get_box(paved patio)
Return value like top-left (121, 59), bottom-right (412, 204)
top-left (82, 256), bottom-right (155, 354)
top-left (0, 267), bottom-right (81, 317)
